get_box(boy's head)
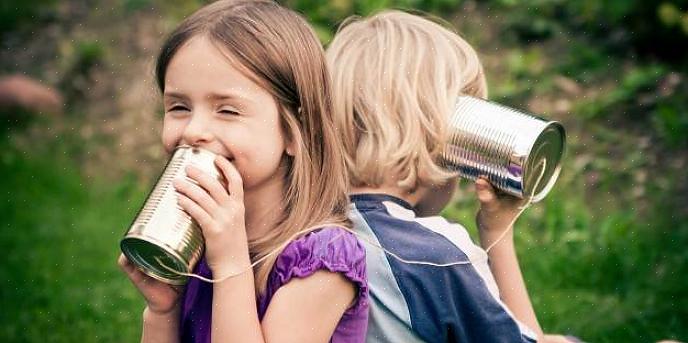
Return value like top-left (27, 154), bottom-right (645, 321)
top-left (327, 10), bottom-right (487, 192)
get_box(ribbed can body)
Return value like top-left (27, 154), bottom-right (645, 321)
top-left (120, 146), bottom-right (220, 285)
top-left (442, 96), bottom-right (565, 202)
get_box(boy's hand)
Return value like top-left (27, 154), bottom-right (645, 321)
top-left (475, 177), bottom-right (527, 234)
top-left (542, 334), bottom-right (582, 343)
top-left (118, 254), bottom-right (182, 316)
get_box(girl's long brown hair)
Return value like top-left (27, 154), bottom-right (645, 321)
top-left (155, 0), bottom-right (349, 294)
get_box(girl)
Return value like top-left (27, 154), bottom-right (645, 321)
top-left (118, 1), bottom-right (368, 342)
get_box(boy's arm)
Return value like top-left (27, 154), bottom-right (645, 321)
top-left (475, 179), bottom-right (544, 339)
top-left (479, 227), bottom-right (543, 338)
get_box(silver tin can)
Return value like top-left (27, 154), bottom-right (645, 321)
top-left (442, 96), bottom-right (565, 202)
top-left (120, 145), bottom-right (220, 285)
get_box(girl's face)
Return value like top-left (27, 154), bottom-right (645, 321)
top-left (161, 35), bottom-right (292, 193)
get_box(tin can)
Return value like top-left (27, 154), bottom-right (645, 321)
top-left (120, 145), bottom-right (221, 285)
top-left (442, 96), bottom-right (565, 202)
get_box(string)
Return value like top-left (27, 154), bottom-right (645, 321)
top-left (155, 158), bottom-right (548, 283)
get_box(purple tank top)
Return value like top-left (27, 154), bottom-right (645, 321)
top-left (179, 226), bottom-right (369, 342)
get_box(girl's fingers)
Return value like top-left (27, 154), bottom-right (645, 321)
top-left (214, 156), bottom-right (244, 200)
top-left (185, 165), bottom-right (229, 204)
top-left (177, 192), bottom-right (213, 230)
top-left (174, 177), bottom-right (219, 216)
top-left (119, 254), bottom-right (151, 287)
top-left (118, 253), bottom-right (133, 273)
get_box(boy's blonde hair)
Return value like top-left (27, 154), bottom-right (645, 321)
top-left (156, 0), bottom-right (349, 294)
top-left (327, 10), bottom-right (487, 191)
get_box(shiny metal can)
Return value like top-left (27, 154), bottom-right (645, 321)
top-left (442, 96), bottom-right (566, 202)
top-left (120, 145), bottom-right (220, 285)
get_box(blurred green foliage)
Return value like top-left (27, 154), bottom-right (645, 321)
top-left (490, 0), bottom-right (688, 62)
top-left (0, 133), bottom-right (147, 342)
top-left (0, 0), bottom-right (57, 32)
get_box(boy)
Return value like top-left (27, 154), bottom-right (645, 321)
top-left (327, 10), bottom-right (573, 342)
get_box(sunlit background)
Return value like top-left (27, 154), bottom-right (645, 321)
top-left (1, 1), bottom-right (687, 342)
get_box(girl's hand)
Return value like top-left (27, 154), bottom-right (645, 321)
top-left (118, 254), bottom-right (182, 316)
top-left (474, 177), bottom-right (527, 234)
top-left (173, 155), bottom-right (249, 275)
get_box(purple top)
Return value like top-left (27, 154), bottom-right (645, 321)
top-left (179, 226), bottom-right (369, 342)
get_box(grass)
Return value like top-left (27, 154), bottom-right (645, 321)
top-left (0, 131), bottom-right (147, 342)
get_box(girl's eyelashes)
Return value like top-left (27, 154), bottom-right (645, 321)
top-left (167, 104), bottom-right (190, 113)
top-left (163, 103), bottom-right (242, 116)
top-left (217, 106), bottom-right (242, 116)
top-left (218, 108), bottom-right (240, 116)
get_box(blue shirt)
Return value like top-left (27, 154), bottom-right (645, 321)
top-left (349, 193), bottom-right (537, 343)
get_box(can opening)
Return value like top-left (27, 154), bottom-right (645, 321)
top-left (121, 237), bottom-right (189, 285)
top-left (523, 122), bottom-right (565, 202)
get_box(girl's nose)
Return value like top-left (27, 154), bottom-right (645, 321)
top-left (181, 113), bottom-right (214, 146)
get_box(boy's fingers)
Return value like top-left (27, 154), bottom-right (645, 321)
top-left (475, 179), bottom-right (497, 204)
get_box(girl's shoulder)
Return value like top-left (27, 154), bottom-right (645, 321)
top-left (273, 226), bottom-right (366, 279)
top-left (257, 227), bottom-right (369, 339)
top-left (262, 225), bottom-right (368, 313)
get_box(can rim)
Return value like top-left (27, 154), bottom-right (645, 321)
top-left (121, 235), bottom-right (193, 285)
top-left (522, 121), bottom-right (566, 202)
top-left (174, 144), bottom-right (218, 159)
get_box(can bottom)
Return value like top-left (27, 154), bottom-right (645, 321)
top-left (121, 237), bottom-right (190, 285)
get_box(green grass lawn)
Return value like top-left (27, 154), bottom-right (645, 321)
top-left (0, 134), bottom-right (147, 342)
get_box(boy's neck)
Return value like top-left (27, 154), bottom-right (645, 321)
top-left (350, 177), bottom-right (457, 217)
top-left (350, 185), bottom-right (425, 207)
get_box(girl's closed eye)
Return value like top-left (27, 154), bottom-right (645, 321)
top-left (218, 106), bottom-right (241, 116)
top-left (166, 104), bottom-right (190, 114)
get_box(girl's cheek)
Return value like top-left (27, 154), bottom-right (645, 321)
top-left (161, 125), bottom-right (182, 152)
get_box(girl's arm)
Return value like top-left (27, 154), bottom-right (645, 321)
top-left (211, 265), bottom-right (355, 343)
top-left (475, 179), bottom-right (544, 339)
top-left (118, 254), bottom-right (182, 343)
top-left (141, 306), bottom-right (181, 343)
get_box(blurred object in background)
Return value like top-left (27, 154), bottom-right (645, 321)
top-left (0, 74), bottom-right (63, 127)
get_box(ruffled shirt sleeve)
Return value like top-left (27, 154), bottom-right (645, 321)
top-left (257, 226), bottom-right (369, 342)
